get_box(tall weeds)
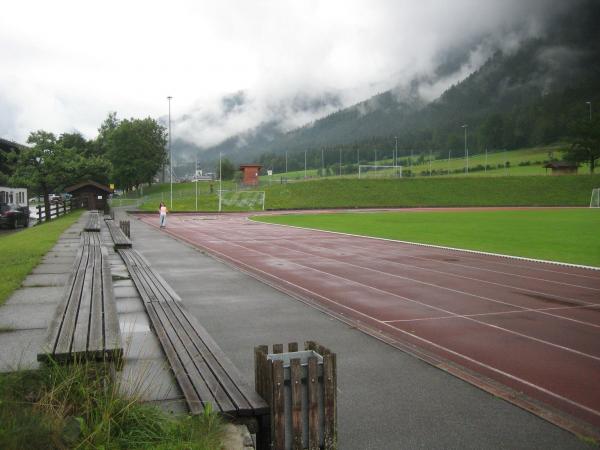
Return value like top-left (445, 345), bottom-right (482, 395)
top-left (0, 359), bottom-right (224, 449)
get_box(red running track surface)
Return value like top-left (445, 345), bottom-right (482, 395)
top-left (139, 212), bottom-right (600, 432)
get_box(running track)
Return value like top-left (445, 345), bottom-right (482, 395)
top-left (138, 212), bottom-right (600, 433)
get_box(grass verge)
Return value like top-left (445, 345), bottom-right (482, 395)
top-left (254, 209), bottom-right (600, 267)
top-left (0, 210), bottom-right (84, 307)
top-left (0, 359), bottom-right (224, 449)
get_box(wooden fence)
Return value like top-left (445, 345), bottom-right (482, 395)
top-left (255, 341), bottom-right (337, 450)
top-left (34, 197), bottom-right (89, 224)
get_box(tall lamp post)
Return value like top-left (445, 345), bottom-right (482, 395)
top-left (586, 101), bottom-right (592, 122)
top-left (394, 136), bottom-right (398, 167)
top-left (462, 124), bottom-right (468, 174)
top-left (167, 96), bottom-right (173, 208)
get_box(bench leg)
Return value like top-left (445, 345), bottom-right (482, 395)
top-left (256, 413), bottom-right (271, 450)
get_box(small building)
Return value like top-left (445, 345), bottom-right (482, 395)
top-left (65, 180), bottom-right (112, 210)
top-left (543, 161), bottom-right (579, 175)
top-left (0, 186), bottom-right (27, 206)
top-left (239, 164), bottom-right (262, 186)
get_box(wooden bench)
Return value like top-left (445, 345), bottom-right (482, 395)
top-left (118, 248), bottom-right (269, 442)
top-left (38, 242), bottom-right (122, 363)
top-left (84, 210), bottom-right (101, 232)
top-left (81, 230), bottom-right (101, 247)
top-left (105, 219), bottom-right (132, 249)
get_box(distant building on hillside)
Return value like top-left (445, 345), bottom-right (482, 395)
top-left (544, 161), bottom-right (578, 175)
top-left (239, 164), bottom-right (262, 186)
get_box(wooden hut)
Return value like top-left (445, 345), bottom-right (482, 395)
top-left (65, 180), bottom-right (112, 210)
top-left (239, 164), bottom-right (262, 186)
top-left (543, 162), bottom-right (579, 175)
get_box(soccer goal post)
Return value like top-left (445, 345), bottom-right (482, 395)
top-left (219, 190), bottom-right (265, 211)
top-left (590, 188), bottom-right (600, 208)
top-left (358, 165), bottom-right (403, 179)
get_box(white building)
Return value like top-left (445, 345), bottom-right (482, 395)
top-left (0, 186), bottom-right (28, 206)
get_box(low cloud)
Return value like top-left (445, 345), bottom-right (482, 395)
top-left (0, 0), bottom-right (578, 146)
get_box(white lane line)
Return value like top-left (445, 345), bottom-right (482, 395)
top-left (163, 224), bottom-right (600, 421)
top-left (250, 218), bottom-right (600, 272)
top-left (383, 304), bottom-right (600, 323)
top-left (285, 235), bottom-right (599, 307)
top-left (216, 238), bottom-right (600, 362)
top-left (249, 237), bottom-right (600, 330)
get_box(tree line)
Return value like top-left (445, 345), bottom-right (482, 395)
top-left (4, 112), bottom-right (167, 217)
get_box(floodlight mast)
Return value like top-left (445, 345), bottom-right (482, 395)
top-left (167, 96), bottom-right (173, 208)
top-left (218, 152), bottom-right (222, 212)
top-left (462, 124), bottom-right (468, 174)
top-left (586, 101), bottom-right (592, 122)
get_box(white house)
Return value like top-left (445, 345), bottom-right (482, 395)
top-left (0, 186), bottom-right (28, 206)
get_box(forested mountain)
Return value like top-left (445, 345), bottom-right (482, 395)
top-left (179, 1), bottom-right (600, 171)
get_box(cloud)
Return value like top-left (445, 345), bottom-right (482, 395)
top-left (0, 0), bottom-right (576, 146)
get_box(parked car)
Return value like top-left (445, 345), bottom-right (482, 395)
top-left (49, 194), bottom-right (63, 204)
top-left (0, 202), bottom-right (29, 229)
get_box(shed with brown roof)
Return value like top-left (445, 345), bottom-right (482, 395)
top-left (65, 180), bottom-right (112, 210)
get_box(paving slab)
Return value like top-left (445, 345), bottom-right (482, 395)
top-left (113, 285), bottom-right (140, 299)
top-left (117, 358), bottom-right (183, 402)
top-left (32, 263), bottom-right (73, 274)
top-left (5, 286), bottom-right (63, 306)
top-left (22, 273), bottom-right (69, 287)
top-left (121, 326), bottom-right (164, 361)
top-left (0, 303), bottom-right (56, 330)
top-left (42, 255), bottom-right (76, 264)
top-left (116, 297), bottom-right (146, 314)
top-left (0, 329), bottom-right (44, 372)
top-left (124, 212), bottom-right (589, 450)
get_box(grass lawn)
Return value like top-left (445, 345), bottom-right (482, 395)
top-left (254, 209), bottom-right (600, 267)
top-left (0, 210), bottom-right (84, 307)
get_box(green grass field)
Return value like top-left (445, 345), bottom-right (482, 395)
top-left (0, 210), bottom-right (84, 306)
top-left (276, 144), bottom-right (572, 179)
top-left (128, 174), bottom-right (600, 212)
top-left (254, 209), bottom-right (600, 267)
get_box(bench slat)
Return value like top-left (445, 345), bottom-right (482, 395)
top-left (102, 246), bottom-right (122, 356)
top-left (157, 301), bottom-right (237, 413)
top-left (88, 244), bottom-right (105, 354)
top-left (71, 244), bottom-right (96, 356)
top-left (147, 304), bottom-right (205, 414)
top-left (54, 245), bottom-right (91, 358)
top-left (169, 302), bottom-right (268, 415)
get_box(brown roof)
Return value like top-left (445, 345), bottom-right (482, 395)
top-left (65, 180), bottom-right (112, 193)
top-left (239, 164), bottom-right (263, 171)
top-left (543, 161), bottom-right (578, 169)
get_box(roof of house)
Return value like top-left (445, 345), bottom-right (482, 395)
top-left (543, 161), bottom-right (579, 169)
top-left (65, 180), bottom-right (112, 193)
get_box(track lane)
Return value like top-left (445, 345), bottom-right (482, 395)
top-left (138, 212), bottom-right (600, 431)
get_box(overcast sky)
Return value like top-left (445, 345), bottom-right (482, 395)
top-left (0, 0), bottom-right (570, 146)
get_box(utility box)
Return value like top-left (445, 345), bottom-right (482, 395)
top-left (254, 341), bottom-right (337, 450)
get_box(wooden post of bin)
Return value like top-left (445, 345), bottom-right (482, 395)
top-left (254, 341), bottom-right (337, 450)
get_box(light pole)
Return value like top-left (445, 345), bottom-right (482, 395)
top-left (218, 152), bottom-right (222, 212)
top-left (285, 151), bottom-right (288, 175)
top-left (321, 148), bottom-right (324, 177)
top-left (167, 96), bottom-right (173, 208)
top-left (339, 148), bottom-right (342, 177)
top-left (586, 101), bottom-right (592, 122)
top-left (462, 124), bottom-right (468, 174)
top-left (394, 136), bottom-right (398, 167)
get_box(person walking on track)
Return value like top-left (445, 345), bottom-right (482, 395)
top-left (159, 201), bottom-right (168, 228)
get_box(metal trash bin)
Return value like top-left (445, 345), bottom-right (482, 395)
top-left (254, 341), bottom-right (337, 450)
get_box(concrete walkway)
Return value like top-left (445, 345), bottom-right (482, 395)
top-left (120, 210), bottom-right (590, 450)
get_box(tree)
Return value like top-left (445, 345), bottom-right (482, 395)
top-left (105, 117), bottom-right (167, 192)
top-left (218, 158), bottom-right (235, 180)
top-left (10, 130), bottom-right (111, 219)
top-left (564, 117), bottom-right (600, 173)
